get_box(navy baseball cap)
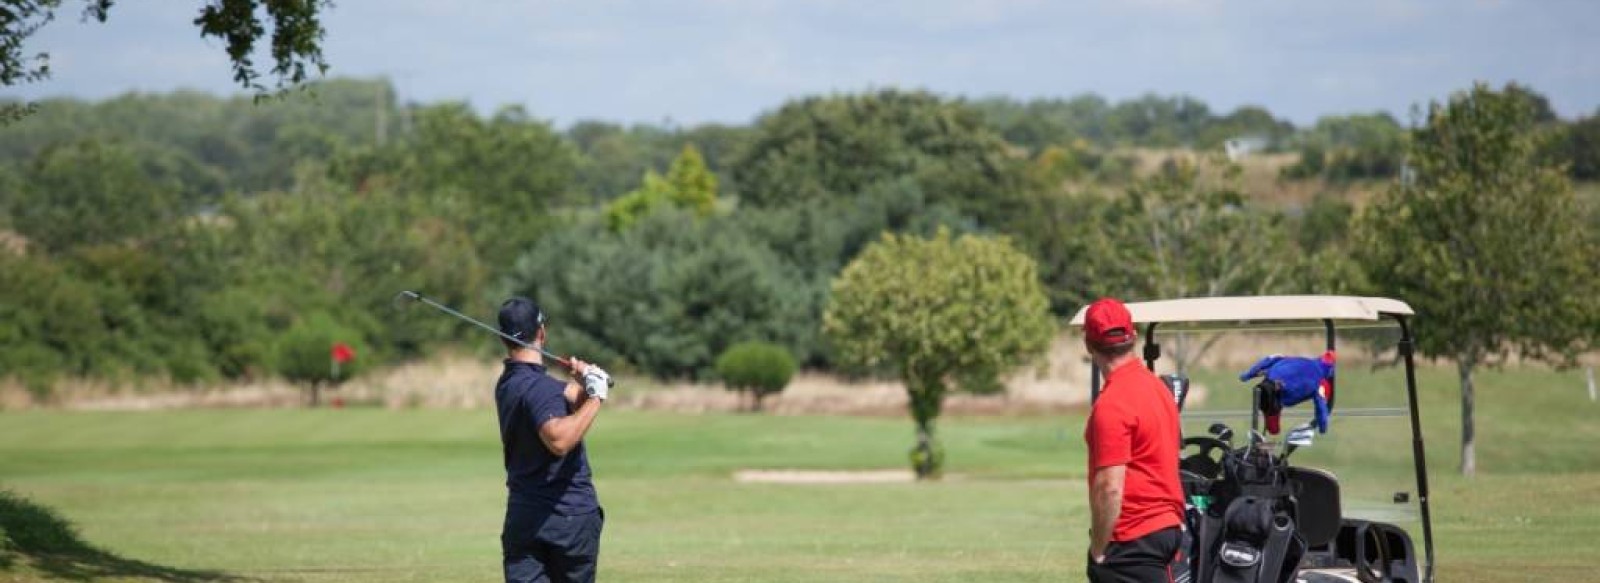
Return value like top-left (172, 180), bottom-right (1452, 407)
top-left (497, 297), bottom-right (546, 343)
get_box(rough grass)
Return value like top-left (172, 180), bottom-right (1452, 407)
top-left (1, 365), bottom-right (1597, 582)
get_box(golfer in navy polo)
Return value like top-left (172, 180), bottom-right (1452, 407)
top-left (495, 297), bottom-right (612, 583)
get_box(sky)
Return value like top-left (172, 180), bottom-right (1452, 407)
top-left (6, 0), bottom-right (1597, 128)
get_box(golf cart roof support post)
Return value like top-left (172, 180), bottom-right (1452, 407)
top-left (1142, 322), bottom-right (1161, 371)
top-left (1324, 319), bottom-right (1337, 411)
top-left (1251, 383), bottom-right (1261, 435)
top-left (1394, 314), bottom-right (1435, 583)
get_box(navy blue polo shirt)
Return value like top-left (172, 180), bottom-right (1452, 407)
top-left (494, 360), bottom-right (599, 515)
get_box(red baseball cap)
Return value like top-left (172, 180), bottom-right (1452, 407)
top-left (1084, 297), bottom-right (1137, 347)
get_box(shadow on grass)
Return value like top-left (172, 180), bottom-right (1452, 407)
top-left (1, 489), bottom-right (248, 582)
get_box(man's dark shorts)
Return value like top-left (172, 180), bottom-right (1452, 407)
top-left (1087, 526), bottom-right (1182, 583)
top-left (503, 505), bottom-right (604, 583)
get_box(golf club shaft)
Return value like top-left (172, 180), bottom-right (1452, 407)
top-left (398, 290), bottom-right (573, 369)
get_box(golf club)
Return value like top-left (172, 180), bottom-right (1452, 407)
top-left (393, 290), bottom-right (612, 387)
top-left (1282, 422), bottom-right (1315, 461)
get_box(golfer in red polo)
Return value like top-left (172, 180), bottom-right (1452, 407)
top-left (1082, 298), bottom-right (1185, 583)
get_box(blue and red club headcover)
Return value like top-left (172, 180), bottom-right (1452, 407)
top-left (1239, 351), bottom-right (1336, 434)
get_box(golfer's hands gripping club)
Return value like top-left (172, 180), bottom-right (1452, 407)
top-left (570, 359), bottom-right (612, 401)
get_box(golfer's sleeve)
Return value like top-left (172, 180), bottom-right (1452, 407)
top-left (1087, 402), bottom-right (1133, 469)
top-left (525, 381), bottom-right (566, 429)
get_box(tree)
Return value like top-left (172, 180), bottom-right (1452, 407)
top-left (504, 209), bottom-right (815, 380)
top-left (9, 139), bottom-right (182, 253)
top-left (2, 0), bottom-right (331, 120)
top-left (603, 144), bottom-right (718, 231)
top-left (1283, 113), bottom-right (1406, 181)
top-left (1355, 82), bottom-right (1600, 477)
top-left (332, 103), bottom-right (577, 267)
top-left (1553, 112), bottom-right (1600, 181)
top-left (730, 90), bottom-right (1025, 226)
top-left (823, 229), bottom-right (1053, 479)
top-left (274, 311), bottom-right (365, 407)
top-left (715, 341), bottom-right (797, 412)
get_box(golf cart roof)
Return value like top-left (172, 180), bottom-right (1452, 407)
top-left (1068, 295), bottom-right (1413, 326)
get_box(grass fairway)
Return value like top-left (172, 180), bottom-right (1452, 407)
top-left (2, 365), bottom-right (1598, 582)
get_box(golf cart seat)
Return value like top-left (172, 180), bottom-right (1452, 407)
top-left (1285, 467), bottom-right (1340, 548)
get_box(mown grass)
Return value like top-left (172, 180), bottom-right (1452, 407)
top-left (1, 364), bottom-right (1596, 582)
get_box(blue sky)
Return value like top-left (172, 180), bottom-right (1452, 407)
top-left (7, 0), bottom-right (1597, 127)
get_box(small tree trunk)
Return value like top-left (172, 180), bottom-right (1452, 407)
top-left (1458, 358), bottom-right (1476, 477)
top-left (310, 381), bottom-right (322, 408)
top-left (752, 390), bottom-right (766, 413)
top-left (906, 373), bottom-right (946, 480)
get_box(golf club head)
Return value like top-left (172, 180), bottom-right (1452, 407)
top-left (1286, 423), bottom-right (1315, 448)
top-left (391, 290), bottom-right (423, 310)
top-left (1208, 422), bottom-right (1235, 444)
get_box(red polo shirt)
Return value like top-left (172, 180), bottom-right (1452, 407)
top-left (1085, 359), bottom-right (1185, 542)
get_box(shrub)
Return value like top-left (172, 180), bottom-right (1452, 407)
top-left (273, 312), bottom-right (368, 406)
top-left (715, 341), bottom-right (797, 412)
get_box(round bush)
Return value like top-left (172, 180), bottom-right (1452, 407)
top-left (714, 342), bottom-right (797, 407)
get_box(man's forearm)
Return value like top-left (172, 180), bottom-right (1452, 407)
top-left (1089, 466), bottom-right (1125, 558)
top-left (1090, 484), bottom-right (1121, 552)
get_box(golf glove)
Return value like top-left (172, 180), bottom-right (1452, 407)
top-left (583, 367), bottom-right (612, 401)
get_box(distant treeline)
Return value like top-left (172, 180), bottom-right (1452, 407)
top-left (0, 79), bottom-right (1595, 394)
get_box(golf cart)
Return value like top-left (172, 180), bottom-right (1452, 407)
top-left (1071, 296), bottom-right (1435, 583)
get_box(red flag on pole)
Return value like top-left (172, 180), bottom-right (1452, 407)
top-left (331, 342), bottom-right (355, 364)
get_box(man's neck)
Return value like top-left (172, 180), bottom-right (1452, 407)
top-left (1096, 352), bottom-right (1138, 373)
top-left (508, 347), bottom-right (544, 365)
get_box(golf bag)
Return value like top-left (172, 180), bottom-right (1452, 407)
top-left (1187, 443), bottom-right (1306, 583)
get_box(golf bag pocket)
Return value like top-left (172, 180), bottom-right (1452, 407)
top-left (1209, 496), bottom-right (1300, 583)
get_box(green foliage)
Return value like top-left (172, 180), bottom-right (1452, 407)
top-left (972, 94), bottom-right (1117, 149)
top-left (603, 144), bottom-right (718, 231)
top-left (332, 103), bottom-right (577, 266)
top-left (714, 341), bottom-right (797, 411)
top-left (975, 93), bottom-right (1298, 151)
top-left (1282, 113), bottom-right (1406, 181)
top-left (1, 1), bottom-right (329, 91)
top-left (273, 312), bottom-right (366, 385)
top-left (0, 254), bottom-right (96, 395)
top-left (7, 139), bottom-right (183, 253)
top-left (1553, 112), bottom-right (1600, 181)
top-left (1196, 105), bottom-right (1295, 150)
top-left (567, 121), bottom-right (750, 202)
top-left (823, 229), bottom-right (1053, 478)
top-left (194, 0), bottom-right (332, 93)
top-left (1062, 157), bottom-right (1304, 309)
top-left (732, 90), bottom-right (1025, 226)
top-left (1355, 82), bottom-right (1600, 475)
top-left (0, 79), bottom-right (392, 193)
top-left (6, 77), bottom-right (1591, 408)
top-left (1358, 82), bottom-right (1598, 368)
top-left (603, 172), bottom-right (670, 232)
top-left (664, 144), bottom-right (718, 212)
top-left (503, 209), bottom-right (815, 380)
top-left (1294, 192), bottom-right (1355, 252)
top-left (0, 243), bottom-right (218, 395)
